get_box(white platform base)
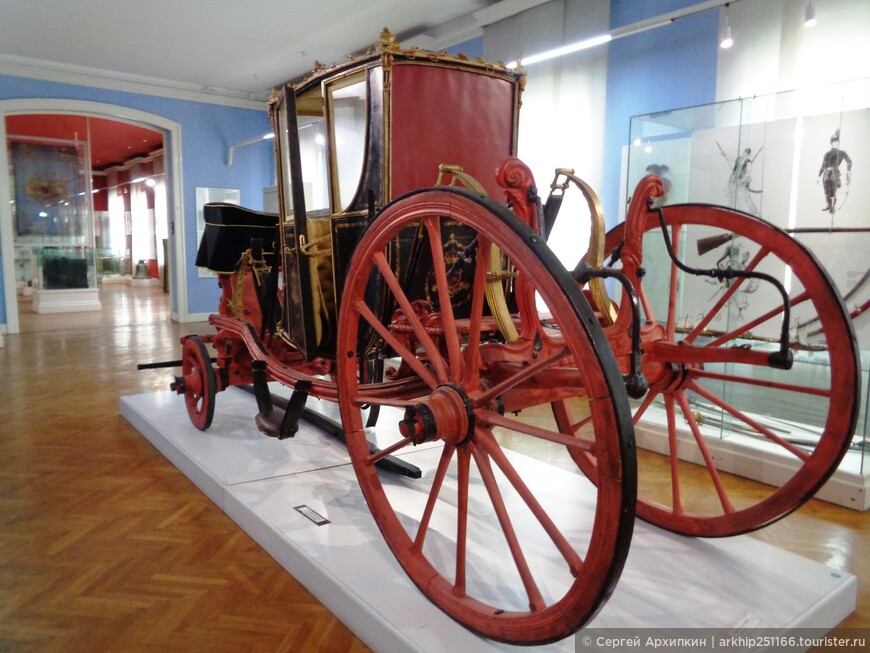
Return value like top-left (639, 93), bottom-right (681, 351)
top-left (32, 288), bottom-right (101, 313)
top-left (127, 277), bottom-right (159, 287)
top-left (635, 404), bottom-right (870, 511)
top-left (100, 275), bottom-right (129, 285)
top-left (120, 389), bottom-right (857, 652)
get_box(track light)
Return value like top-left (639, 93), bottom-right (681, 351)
top-left (506, 34), bottom-right (613, 69)
top-left (804, 1), bottom-right (816, 27)
top-left (719, 23), bottom-right (733, 48)
top-left (720, 4), bottom-right (733, 49)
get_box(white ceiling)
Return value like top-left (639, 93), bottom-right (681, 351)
top-left (0, 0), bottom-right (535, 101)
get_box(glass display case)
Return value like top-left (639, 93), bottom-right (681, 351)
top-left (625, 78), bottom-right (869, 507)
top-left (37, 246), bottom-right (97, 290)
top-left (8, 136), bottom-right (101, 312)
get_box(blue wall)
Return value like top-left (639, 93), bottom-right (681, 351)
top-left (0, 73), bottom-right (274, 322)
top-left (602, 0), bottom-right (719, 227)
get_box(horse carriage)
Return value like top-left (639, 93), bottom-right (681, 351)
top-left (166, 30), bottom-right (860, 645)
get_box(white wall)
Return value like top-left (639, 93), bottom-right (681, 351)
top-left (716, 0), bottom-right (870, 100)
top-left (483, 0), bottom-right (610, 269)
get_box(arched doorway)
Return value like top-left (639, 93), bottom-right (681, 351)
top-left (0, 100), bottom-right (186, 335)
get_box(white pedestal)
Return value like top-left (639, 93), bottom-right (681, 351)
top-left (120, 389), bottom-right (857, 652)
top-left (128, 277), bottom-right (159, 287)
top-left (100, 275), bottom-right (129, 285)
top-left (635, 405), bottom-right (870, 511)
top-left (32, 288), bottom-right (101, 313)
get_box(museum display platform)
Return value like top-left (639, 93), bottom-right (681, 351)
top-left (121, 387), bottom-right (857, 652)
top-left (32, 287), bottom-right (102, 313)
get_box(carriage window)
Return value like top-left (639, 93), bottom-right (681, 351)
top-left (296, 116), bottom-right (329, 212)
top-left (273, 88), bottom-right (329, 219)
top-left (296, 87), bottom-right (329, 213)
top-left (328, 75), bottom-right (367, 211)
top-left (273, 96), bottom-right (292, 221)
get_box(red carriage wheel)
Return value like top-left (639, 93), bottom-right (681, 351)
top-left (337, 188), bottom-right (636, 644)
top-left (178, 335), bottom-right (217, 431)
top-left (563, 194), bottom-right (859, 537)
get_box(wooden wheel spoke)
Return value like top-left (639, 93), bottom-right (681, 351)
top-left (462, 236), bottom-right (491, 389)
top-left (637, 282), bottom-right (656, 323)
top-left (663, 394), bottom-right (683, 514)
top-left (414, 444), bottom-right (456, 551)
top-left (685, 246), bottom-right (770, 344)
top-left (675, 391), bottom-right (735, 514)
top-left (706, 290), bottom-right (811, 348)
top-left (454, 447), bottom-right (470, 596)
top-left (686, 380), bottom-right (810, 461)
top-left (478, 409), bottom-right (596, 454)
top-left (372, 252), bottom-right (449, 382)
top-left (631, 389), bottom-right (661, 425)
top-left (551, 399), bottom-right (591, 436)
top-left (424, 217), bottom-right (464, 383)
top-left (353, 300), bottom-right (438, 389)
top-left (666, 224), bottom-right (682, 340)
top-left (365, 436), bottom-right (414, 466)
top-left (473, 347), bottom-right (571, 409)
top-left (569, 414), bottom-right (593, 434)
top-left (476, 430), bottom-right (583, 575)
top-left (691, 368), bottom-right (831, 398)
top-left (471, 444), bottom-right (547, 612)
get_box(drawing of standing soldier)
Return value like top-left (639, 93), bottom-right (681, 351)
top-left (819, 129), bottom-right (852, 214)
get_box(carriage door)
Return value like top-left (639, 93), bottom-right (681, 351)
top-left (273, 84), bottom-right (329, 359)
top-left (323, 72), bottom-right (372, 329)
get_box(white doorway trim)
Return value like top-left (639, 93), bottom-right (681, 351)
top-left (0, 99), bottom-right (189, 333)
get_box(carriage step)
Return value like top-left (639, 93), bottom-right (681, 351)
top-left (251, 360), bottom-right (311, 440)
top-left (254, 409), bottom-right (288, 439)
top-left (254, 399), bottom-right (309, 440)
top-left (238, 385), bottom-right (422, 479)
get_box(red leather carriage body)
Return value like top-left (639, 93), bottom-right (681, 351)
top-left (389, 63), bottom-right (519, 199)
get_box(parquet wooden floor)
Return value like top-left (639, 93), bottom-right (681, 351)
top-left (1, 285), bottom-right (369, 653)
top-left (0, 283), bottom-right (866, 652)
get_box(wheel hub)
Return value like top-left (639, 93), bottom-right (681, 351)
top-left (399, 383), bottom-right (475, 446)
top-left (171, 371), bottom-right (202, 396)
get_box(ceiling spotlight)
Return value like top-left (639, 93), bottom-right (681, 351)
top-left (720, 24), bottom-right (733, 48)
top-left (720, 5), bottom-right (734, 49)
top-left (804, 1), bottom-right (817, 27)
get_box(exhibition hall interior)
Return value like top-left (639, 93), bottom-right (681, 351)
top-left (0, 0), bottom-right (867, 650)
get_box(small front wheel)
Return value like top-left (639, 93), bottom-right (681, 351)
top-left (177, 336), bottom-right (217, 431)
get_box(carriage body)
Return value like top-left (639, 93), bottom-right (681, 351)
top-left (174, 31), bottom-right (860, 646)
top-left (268, 36), bottom-right (523, 361)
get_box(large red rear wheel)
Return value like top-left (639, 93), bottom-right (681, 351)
top-left (337, 188), bottom-right (636, 644)
top-left (562, 194), bottom-right (859, 537)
